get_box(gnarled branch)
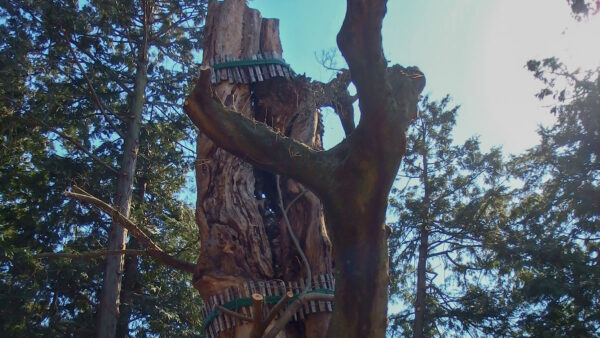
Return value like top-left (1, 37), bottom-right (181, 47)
top-left (311, 70), bottom-right (357, 136)
top-left (183, 68), bottom-right (335, 197)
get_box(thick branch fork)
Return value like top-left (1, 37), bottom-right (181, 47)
top-left (183, 69), bottom-right (334, 197)
top-left (183, 64), bottom-right (423, 208)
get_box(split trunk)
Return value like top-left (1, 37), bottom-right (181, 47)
top-left (192, 1), bottom-right (334, 337)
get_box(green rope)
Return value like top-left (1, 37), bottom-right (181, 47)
top-left (212, 58), bottom-right (290, 70)
top-left (201, 288), bottom-right (334, 333)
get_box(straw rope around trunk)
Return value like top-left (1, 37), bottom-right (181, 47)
top-left (201, 273), bottom-right (335, 338)
top-left (206, 52), bottom-right (294, 85)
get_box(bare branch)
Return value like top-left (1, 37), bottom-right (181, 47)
top-left (64, 186), bottom-right (195, 273)
top-left (215, 305), bottom-right (253, 323)
top-left (250, 293), bottom-right (264, 338)
top-left (314, 47), bottom-right (344, 72)
top-left (285, 189), bottom-right (308, 214)
top-left (263, 291), bottom-right (293, 329)
top-left (36, 249), bottom-right (146, 260)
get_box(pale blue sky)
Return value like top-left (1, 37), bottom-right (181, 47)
top-left (251, 0), bottom-right (600, 154)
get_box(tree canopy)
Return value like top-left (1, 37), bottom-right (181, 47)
top-left (388, 96), bottom-right (509, 337)
top-left (387, 59), bottom-right (600, 337)
top-left (0, 0), bottom-right (206, 335)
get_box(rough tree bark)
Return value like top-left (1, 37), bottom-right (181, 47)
top-left (96, 2), bottom-right (152, 337)
top-left (116, 178), bottom-right (146, 338)
top-left (185, 0), bottom-right (425, 337)
top-left (413, 141), bottom-right (431, 338)
top-left (115, 237), bottom-right (140, 338)
top-left (192, 1), bottom-right (333, 337)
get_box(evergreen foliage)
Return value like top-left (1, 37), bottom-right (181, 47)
top-left (388, 62), bottom-right (600, 336)
top-left (501, 58), bottom-right (600, 336)
top-left (387, 96), bottom-right (510, 337)
top-left (0, 0), bottom-right (206, 335)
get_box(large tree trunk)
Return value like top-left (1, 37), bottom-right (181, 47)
top-left (96, 3), bottom-right (151, 337)
top-left (193, 1), bottom-right (334, 337)
top-left (184, 1), bottom-right (426, 337)
top-left (324, 203), bottom-right (390, 338)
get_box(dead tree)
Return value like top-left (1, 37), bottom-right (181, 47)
top-left (185, 0), bottom-right (425, 337)
top-left (190, 1), bottom-right (336, 337)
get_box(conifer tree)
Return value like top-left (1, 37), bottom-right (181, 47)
top-left (388, 96), bottom-right (510, 337)
top-left (0, 0), bottom-right (206, 335)
top-left (499, 59), bottom-right (600, 336)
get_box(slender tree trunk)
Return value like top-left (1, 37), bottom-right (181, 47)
top-left (413, 139), bottom-right (430, 338)
top-left (115, 132), bottom-right (151, 338)
top-left (413, 225), bottom-right (429, 338)
top-left (115, 238), bottom-right (139, 338)
top-left (116, 179), bottom-right (146, 338)
top-left (96, 3), bottom-right (151, 337)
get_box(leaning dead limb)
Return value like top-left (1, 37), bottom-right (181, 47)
top-left (64, 185), bottom-right (195, 273)
top-left (36, 249), bottom-right (146, 260)
top-left (263, 291), bottom-right (294, 329)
